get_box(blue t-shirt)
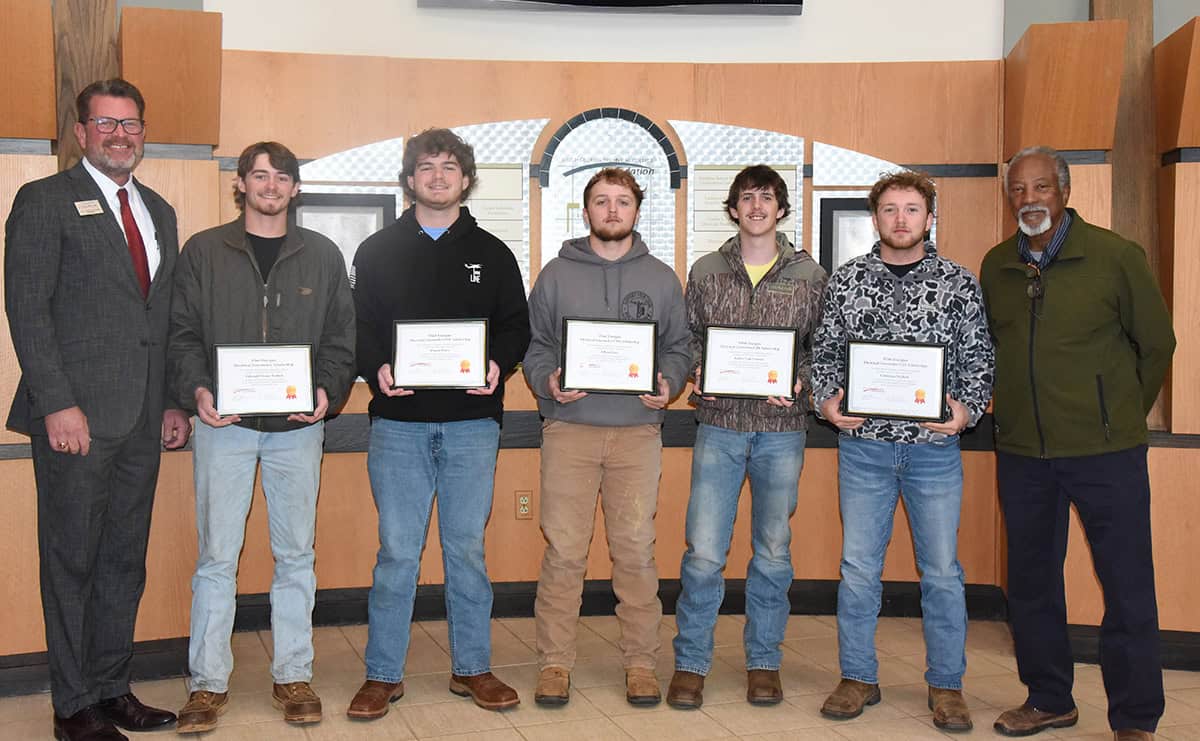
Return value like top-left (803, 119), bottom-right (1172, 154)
top-left (422, 226), bottom-right (449, 240)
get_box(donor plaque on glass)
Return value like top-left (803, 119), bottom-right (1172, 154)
top-left (392, 319), bottom-right (489, 389)
top-left (560, 317), bottom-right (658, 395)
top-left (842, 339), bottom-right (947, 422)
top-left (700, 325), bottom-right (799, 400)
top-left (214, 343), bottom-right (315, 417)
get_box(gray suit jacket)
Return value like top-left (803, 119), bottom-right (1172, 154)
top-left (5, 161), bottom-right (178, 438)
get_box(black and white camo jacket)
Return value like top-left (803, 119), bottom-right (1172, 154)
top-left (811, 241), bottom-right (994, 444)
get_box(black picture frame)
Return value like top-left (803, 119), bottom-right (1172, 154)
top-left (559, 317), bottom-right (658, 395)
top-left (699, 324), bottom-right (800, 400)
top-left (841, 339), bottom-right (949, 423)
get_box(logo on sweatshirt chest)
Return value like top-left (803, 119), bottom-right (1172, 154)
top-left (621, 290), bottom-right (654, 320)
top-left (465, 263), bottom-right (482, 284)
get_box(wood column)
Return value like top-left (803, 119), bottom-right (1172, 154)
top-left (51, 0), bottom-right (118, 171)
top-left (1090, 1), bottom-right (1159, 270)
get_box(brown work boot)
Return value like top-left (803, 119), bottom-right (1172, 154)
top-left (928, 686), bottom-right (973, 732)
top-left (746, 669), bottom-right (783, 705)
top-left (625, 667), bottom-right (661, 706)
top-left (272, 682), bottom-right (322, 724)
top-left (534, 666), bottom-right (570, 706)
top-left (820, 678), bottom-right (881, 719)
top-left (993, 704), bottom-right (1079, 736)
top-left (1113, 731), bottom-right (1154, 740)
top-left (346, 680), bottom-right (404, 720)
top-left (176, 691), bottom-right (228, 734)
top-left (449, 672), bottom-right (520, 711)
top-left (666, 670), bottom-right (705, 709)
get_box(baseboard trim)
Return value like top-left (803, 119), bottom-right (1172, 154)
top-left (3, 580), bottom-right (1195, 698)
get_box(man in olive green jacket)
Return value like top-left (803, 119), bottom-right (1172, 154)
top-left (980, 146), bottom-right (1175, 741)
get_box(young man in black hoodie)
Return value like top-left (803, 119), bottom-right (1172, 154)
top-left (347, 128), bottom-right (531, 717)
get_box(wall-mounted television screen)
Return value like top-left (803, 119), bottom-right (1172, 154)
top-left (418, 0), bottom-right (803, 14)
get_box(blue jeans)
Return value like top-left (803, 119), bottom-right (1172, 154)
top-left (836, 434), bottom-right (966, 689)
top-left (364, 417), bottom-right (500, 682)
top-left (673, 423), bottom-right (806, 675)
top-left (188, 421), bottom-right (325, 692)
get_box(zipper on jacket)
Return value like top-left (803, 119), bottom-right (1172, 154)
top-left (1096, 374), bottom-right (1112, 441)
top-left (1027, 299), bottom-right (1047, 458)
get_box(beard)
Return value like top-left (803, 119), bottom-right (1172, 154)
top-left (590, 220), bottom-right (634, 242)
top-left (879, 230), bottom-right (924, 251)
top-left (1017, 205), bottom-right (1052, 237)
top-left (89, 139), bottom-right (143, 179)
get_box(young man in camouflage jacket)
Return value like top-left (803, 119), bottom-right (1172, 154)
top-left (811, 171), bottom-right (993, 731)
top-left (668, 165), bottom-right (827, 709)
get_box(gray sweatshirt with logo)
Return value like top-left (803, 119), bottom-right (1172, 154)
top-left (523, 233), bottom-right (690, 426)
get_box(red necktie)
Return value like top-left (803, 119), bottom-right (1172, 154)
top-left (117, 188), bottom-right (151, 298)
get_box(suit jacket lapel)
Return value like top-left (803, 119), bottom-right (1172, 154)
top-left (66, 162), bottom-right (130, 262)
top-left (136, 176), bottom-right (176, 300)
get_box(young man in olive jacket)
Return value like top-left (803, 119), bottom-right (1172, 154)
top-left (981, 146), bottom-right (1175, 741)
top-left (168, 141), bottom-right (356, 732)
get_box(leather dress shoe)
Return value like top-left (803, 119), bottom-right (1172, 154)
top-left (449, 672), bottom-right (520, 710)
top-left (993, 704), bottom-right (1079, 736)
top-left (96, 693), bottom-right (176, 731)
top-left (746, 669), bottom-right (783, 705)
top-left (53, 705), bottom-right (127, 740)
top-left (666, 670), bottom-right (704, 709)
top-left (347, 680), bottom-right (404, 720)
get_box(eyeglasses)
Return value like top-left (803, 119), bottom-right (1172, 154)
top-left (1024, 263), bottom-right (1044, 300)
top-left (85, 117), bottom-right (145, 135)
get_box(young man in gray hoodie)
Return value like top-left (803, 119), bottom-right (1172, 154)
top-left (523, 168), bottom-right (690, 708)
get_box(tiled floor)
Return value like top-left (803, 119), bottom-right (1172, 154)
top-left (4, 615), bottom-right (1200, 739)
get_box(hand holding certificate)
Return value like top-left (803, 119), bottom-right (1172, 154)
top-left (391, 319), bottom-right (489, 390)
top-left (559, 318), bottom-right (658, 395)
top-left (841, 340), bottom-right (948, 422)
top-left (215, 344), bottom-right (315, 417)
top-left (699, 325), bottom-right (800, 400)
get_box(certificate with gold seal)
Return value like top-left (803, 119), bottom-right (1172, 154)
top-left (842, 339), bottom-right (947, 422)
top-left (560, 317), bottom-right (658, 395)
top-left (392, 319), bottom-right (489, 389)
top-left (214, 343), bottom-right (315, 417)
top-left (699, 325), bottom-right (800, 400)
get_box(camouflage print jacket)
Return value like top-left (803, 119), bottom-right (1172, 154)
top-left (811, 241), bottom-right (994, 444)
top-left (686, 232), bottom-right (827, 432)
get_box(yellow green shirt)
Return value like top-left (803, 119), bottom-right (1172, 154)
top-left (744, 255), bottom-right (778, 287)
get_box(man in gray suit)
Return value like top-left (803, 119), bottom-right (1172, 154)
top-left (5, 78), bottom-right (190, 741)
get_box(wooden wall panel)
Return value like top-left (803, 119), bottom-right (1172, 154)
top-left (1004, 21), bottom-right (1127, 158)
top-left (934, 177), bottom-right (1004, 275)
top-left (1154, 17), bottom-right (1200, 152)
top-left (0, 154), bottom-right (63, 446)
top-left (1159, 164), bottom-right (1200, 433)
top-left (135, 158), bottom-right (221, 245)
top-left (1063, 163), bottom-right (1113, 229)
top-left (0, 0), bottom-right (56, 140)
top-left (0, 460), bottom-right (41, 653)
top-left (217, 52), bottom-right (998, 166)
top-left (119, 8), bottom-right (222, 146)
top-left (1064, 447), bottom-right (1200, 632)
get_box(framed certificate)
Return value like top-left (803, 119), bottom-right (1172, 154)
top-left (842, 339), bottom-right (948, 422)
top-left (214, 344), bottom-right (315, 417)
top-left (392, 319), bottom-right (489, 389)
top-left (699, 325), bottom-right (800, 400)
top-left (560, 317), bottom-right (658, 395)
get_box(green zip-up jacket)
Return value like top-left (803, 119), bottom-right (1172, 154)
top-left (980, 210), bottom-right (1175, 458)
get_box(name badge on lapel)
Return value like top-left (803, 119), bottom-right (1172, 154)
top-left (74, 200), bottom-right (104, 216)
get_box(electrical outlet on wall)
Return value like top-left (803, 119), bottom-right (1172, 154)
top-left (516, 490), bottom-right (533, 520)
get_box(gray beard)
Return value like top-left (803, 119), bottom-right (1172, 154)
top-left (1017, 207), bottom-right (1052, 237)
